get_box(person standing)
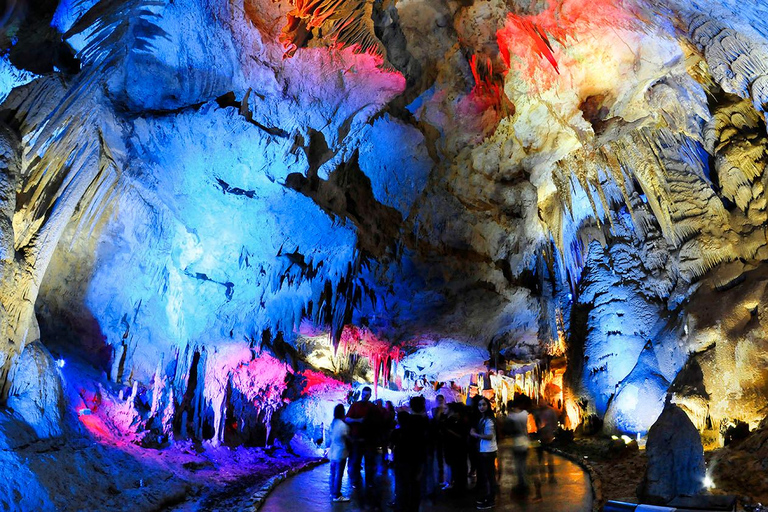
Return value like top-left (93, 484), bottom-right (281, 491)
top-left (535, 401), bottom-right (558, 484)
top-left (467, 394), bottom-right (481, 481)
top-left (442, 402), bottom-right (469, 493)
top-left (431, 394), bottom-right (449, 489)
top-left (393, 396), bottom-right (430, 512)
top-left (508, 395), bottom-right (539, 501)
top-left (384, 400), bottom-right (397, 465)
top-left (345, 386), bottom-right (380, 495)
top-left (327, 404), bottom-right (351, 502)
top-left (470, 397), bottom-right (497, 510)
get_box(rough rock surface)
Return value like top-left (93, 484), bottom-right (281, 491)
top-left (4, 0), bottom-right (768, 505)
top-left (640, 401), bottom-right (705, 504)
top-left (709, 415), bottom-right (768, 505)
top-left (0, 404), bottom-right (306, 512)
top-left (5, 342), bottom-right (63, 439)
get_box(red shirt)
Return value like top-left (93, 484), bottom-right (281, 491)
top-left (346, 400), bottom-right (380, 441)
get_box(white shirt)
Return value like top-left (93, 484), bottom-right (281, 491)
top-left (508, 410), bottom-right (530, 450)
top-left (478, 417), bottom-right (497, 453)
top-left (327, 418), bottom-right (350, 461)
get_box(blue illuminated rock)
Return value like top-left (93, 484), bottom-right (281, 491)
top-left (6, 342), bottom-right (63, 439)
top-left (4, 6), bottom-right (768, 510)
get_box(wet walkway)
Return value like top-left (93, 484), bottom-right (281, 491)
top-left (260, 440), bottom-right (592, 511)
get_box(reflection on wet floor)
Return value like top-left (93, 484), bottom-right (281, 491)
top-left (260, 440), bottom-right (592, 511)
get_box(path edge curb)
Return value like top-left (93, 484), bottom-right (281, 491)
top-left (251, 458), bottom-right (327, 511)
top-left (547, 447), bottom-right (603, 512)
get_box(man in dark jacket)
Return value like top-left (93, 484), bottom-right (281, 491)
top-left (393, 396), bottom-right (429, 512)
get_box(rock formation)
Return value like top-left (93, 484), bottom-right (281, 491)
top-left (640, 400), bottom-right (705, 504)
top-left (2, 0), bottom-right (768, 505)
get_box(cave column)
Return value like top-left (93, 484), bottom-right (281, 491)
top-left (0, 120), bottom-right (104, 414)
top-left (0, 122), bottom-right (25, 397)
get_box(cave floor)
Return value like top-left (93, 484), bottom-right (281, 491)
top-left (261, 439), bottom-right (592, 511)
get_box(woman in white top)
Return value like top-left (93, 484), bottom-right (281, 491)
top-left (470, 397), bottom-right (497, 509)
top-left (327, 404), bottom-right (351, 502)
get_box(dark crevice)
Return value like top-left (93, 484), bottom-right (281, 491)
top-left (215, 91), bottom-right (289, 138)
top-left (514, 266), bottom-right (540, 294)
top-left (3, 0), bottom-right (80, 74)
top-left (579, 94), bottom-right (613, 136)
top-left (216, 177), bottom-right (258, 198)
top-left (283, 150), bottom-right (403, 257)
top-left (116, 98), bottom-right (209, 119)
top-left (304, 129), bottom-right (335, 177)
top-left (183, 268), bottom-right (235, 301)
top-left (495, 258), bottom-right (514, 283)
top-left (174, 350), bottom-right (201, 438)
top-left (713, 272), bottom-right (747, 292)
top-left (372, 0), bottom-right (422, 89)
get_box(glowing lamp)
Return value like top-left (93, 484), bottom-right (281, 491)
top-left (703, 474), bottom-right (715, 489)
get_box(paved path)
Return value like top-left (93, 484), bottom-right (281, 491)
top-left (260, 440), bottom-right (592, 511)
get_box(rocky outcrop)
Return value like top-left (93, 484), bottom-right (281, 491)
top-left (4, 0), bottom-right (768, 452)
top-left (0, 123), bottom-right (20, 395)
top-left (6, 342), bottom-right (63, 439)
top-left (710, 415), bottom-right (768, 503)
top-left (639, 400), bottom-right (705, 504)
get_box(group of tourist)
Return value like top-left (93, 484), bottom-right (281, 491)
top-left (325, 386), bottom-right (561, 510)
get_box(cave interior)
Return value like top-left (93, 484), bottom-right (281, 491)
top-left (2, 0), bottom-right (768, 509)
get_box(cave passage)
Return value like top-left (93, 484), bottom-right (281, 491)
top-left (3, 0), bottom-right (768, 510)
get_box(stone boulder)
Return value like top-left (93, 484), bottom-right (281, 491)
top-left (639, 399), bottom-right (705, 504)
top-left (6, 342), bottom-right (64, 439)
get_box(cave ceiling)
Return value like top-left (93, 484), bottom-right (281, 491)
top-left (2, 0), bottom-right (768, 435)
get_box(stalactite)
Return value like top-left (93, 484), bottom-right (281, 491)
top-left (684, 11), bottom-right (768, 115)
top-left (162, 388), bottom-right (174, 435)
top-left (278, 0), bottom-right (384, 59)
top-left (705, 94), bottom-right (768, 212)
top-left (468, 54), bottom-right (509, 115)
top-left (228, 352), bottom-right (291, 446)
top-left (338, 325), bottom-right (404, 393)
top-left (110, 343), bottom-right (125, 383)
top-left (546, 113), bottom-right (738, 292)
top-left (672, 395), bottom-right (710, 431)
